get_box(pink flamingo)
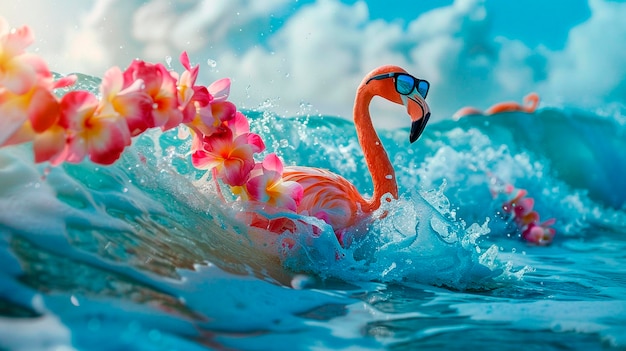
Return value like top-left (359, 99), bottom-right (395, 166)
top-left (452, 92), bottom-right (539, 120)
top-left (266, 66), bottom-right (432, 239)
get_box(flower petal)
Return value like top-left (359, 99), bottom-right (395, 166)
top-left (208, 78), bottom-right (231, 102)
top-left (28, 86), bottom-right (60, 133)
top-left (59, 91), bottom-right (98, 129)
top-left (262, 153), bottom-right (284, 175)
top-left (33, 125), bottom-right (66, 164)
top-left (228, 111), bottom-right (250, 136)
top-left (211, 101), bottom-right (236, 124)
top-left (0, 94), bottom-right (28, 145)
top-left (87, 117), bottom-right (131, 165)
top-left (246, 133), bottom-right (265, 153)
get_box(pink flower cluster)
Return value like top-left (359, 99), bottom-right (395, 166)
top-left (188, 85), bottom-right (304, 211)
top-left (501, 184), bottom-right (556, 245)
top-left (0, 17), bottom-right (302, 213)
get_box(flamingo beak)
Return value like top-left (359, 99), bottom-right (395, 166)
top-left (403, 95), bottom-right (431, 143)
top-left (410, 112), bottom-right (430, 143)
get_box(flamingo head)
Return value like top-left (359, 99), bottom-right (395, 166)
top-left (363, 65), bottom-right (431, 143)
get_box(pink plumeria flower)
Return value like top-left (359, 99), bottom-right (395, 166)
top-left (191, 128), bottom-right (265, 186)
top-left (0, 18), bottom-right (47, 95)
top-left (195, 78), bottom-right (235, 127)
top-left (122, 60), bottom-right (182, 135)
top-left (522, 219), bottom-right (556, 246)
top-left (100, 66), bottom-right (151, 125)
top-left (186, 78), bottom-right (235, 137)
top-left (190, 100), bottom-right (237, 139)
top-left (246, 153), bottom-right (304, 212)
top-left (502, 189), bottom-right (540, 227)
top-left (56, 90), bottom-right (131, 165)
top-left (0, 18), bottom-right (76, 146)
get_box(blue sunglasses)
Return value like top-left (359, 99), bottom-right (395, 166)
top-left (366, 72), bottom-right (430, 99)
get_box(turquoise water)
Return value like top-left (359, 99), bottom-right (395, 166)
top-left (1, 75), bottom-right (625, 350)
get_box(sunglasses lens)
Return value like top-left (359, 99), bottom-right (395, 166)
top-left (395, 74), bottom-right (415, 95)
top-left (417, 80), bottom-right (429, 99)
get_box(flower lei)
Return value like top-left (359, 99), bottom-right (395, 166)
top-left (0, 17), bottom-right (303, 211)
top-left (489, 175), bottom-right (556, 245)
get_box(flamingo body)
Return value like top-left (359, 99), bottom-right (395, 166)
top-left (485, 92), bottom-right (539, 114)
top-left (453, 93), bottom-right (540, 120)
top-left (283, 166), bottom-right (368, 233)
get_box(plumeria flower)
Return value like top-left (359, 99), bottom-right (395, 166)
top-left (188, 100), bottom-right (237, 140)
top-left (192, 78), bottom-right (235, 129)
top-left (192, 128), bottom-right (265, 186)
top-left (122, 60), bottom-right (182, 135)
top-left (491, 174), bottom-right (557, 245)
top-left (180, 78), bottom-right (236, 150)
top-left (502, 189), bottom-right (540, 226)
top-left (522, 219), bottom-right (556, 246)
top-left (100, 66), bottom-right (151, 124)
top-left (0, 18), bottom-right (46, 95)
top-left (0, 18), bottom-right (76, 147)
top-left (56, 90), bottom-right (131, 165)
top-left (246, 153), bottom-right (304, 212)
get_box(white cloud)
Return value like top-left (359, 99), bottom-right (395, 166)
top-left (1, 0), bottom-right (624, 125)
top-left (543, 0), bottom-right (626, 107)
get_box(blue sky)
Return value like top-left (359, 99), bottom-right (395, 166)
top-left (345, 0), bottom-right (591, 49)
top-left (0, 0), bottom-right (624, 123)
top-left (274, 0), bottom-right (591, 49)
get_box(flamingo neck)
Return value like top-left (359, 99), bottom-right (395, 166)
top-left (353, 86), bottom-right (398, 212)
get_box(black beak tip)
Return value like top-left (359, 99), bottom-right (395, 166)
top-left (409, 112), bottom-right (430, 143)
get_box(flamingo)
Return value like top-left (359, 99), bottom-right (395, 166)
top-left (274, 65), bottom-right (432, 240)
top-left (452, 92), bottom-right (539, 120)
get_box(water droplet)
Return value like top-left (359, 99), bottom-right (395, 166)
top-left (207, 59), bottom-right (217, 68)
top-left (122, 187), bottom-right (129, 193)
top-left (165, 55), bottom-right (172, 67)
top-left (40, 166), bottom-right (51, 181)
top-left (70, 295), bottom-right (80, 307)
top-left (285, 73), bottom-right (290, 78)
top-left (385, 174), bottom-right (393, 180)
